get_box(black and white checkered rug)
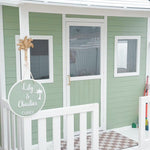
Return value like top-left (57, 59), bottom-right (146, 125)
top-left (61, 131), bottom-right (138, 150)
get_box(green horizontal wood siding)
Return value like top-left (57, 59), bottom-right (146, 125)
top-left (29, 12), bottom-right (63, 144)
top-left (107, 16), bottom-right (147, 129)
top-left (2, 6), bottom-right (20, 96)
top-left (29, 12), bottom-right (63, 110)
top-left (71, 79), bottom-right (101, 130)
top-left (2, 6), bottom-right (20, 147)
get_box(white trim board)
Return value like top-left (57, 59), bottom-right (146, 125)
top-left (19, 6), bottom-right (30, 79)
top-left (0, 5), bottom-right (6, 99)
top-left (65, 18), bottom-right (104, 23)
top-left (1, 0), bottom-right (150, 11)
top-left (15, 35), bottom-right (21, 81)
top-left (18, 3), bottom-right (150, 18)
top-left (101, 16), bottom-right (107, 131)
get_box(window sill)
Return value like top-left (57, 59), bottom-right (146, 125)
top-left (34, 79), bottom-right (54, 84)
top-left (114, 72), bottom-right (139, 78)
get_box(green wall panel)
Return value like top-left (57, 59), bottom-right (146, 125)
top-left (71, 80), bottom-right (101, 106)
top-left (2, 6), bottom-right (20, 147)
top-left (29, 12), bottom-right (63, 144)
top-left (29, 12), bottom-right (63, 109)
top-left (3, 6), bottom-right (20, 96)
top-left (107, 16), bottom-right (147, 129)
top-left (70, 79), bottom-right (101, 130)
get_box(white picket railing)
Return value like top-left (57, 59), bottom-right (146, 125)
top-left (139, 96), bottom-right (150, 150)
top-left (0, 99), bottom-right (23, 150)
top-left (0, 99), bottom-right (99, 150)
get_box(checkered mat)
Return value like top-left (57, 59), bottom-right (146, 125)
top-left (61, 130), bottom-right (138, 150)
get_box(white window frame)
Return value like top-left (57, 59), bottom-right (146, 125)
top-left (114, 36), bottom-right (141, 77)
top-left (16, 35), bottom-right (53, 83)
top-left (66, 21), bottom-right (103, 81)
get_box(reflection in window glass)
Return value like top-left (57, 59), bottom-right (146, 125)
top-left (30, 40), bottom-right (49, 80)
top-left (70, 26), bottom-right (101, 77)
top-left (117, 41), bottom-right (128, 70)
top-left (117, 39), bottom-right (137, 73)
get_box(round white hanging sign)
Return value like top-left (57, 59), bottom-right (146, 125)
top-left (8, 79), bottom-right (46, 117)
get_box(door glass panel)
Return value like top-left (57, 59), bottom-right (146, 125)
top-left (70, 26), bottom-right (101, 77)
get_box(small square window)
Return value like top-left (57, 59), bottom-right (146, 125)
top-left (16, 35), bottom-right (53, 83)
top-left (30, 40), bottom-right (49, 80)
top-left (114, 36), bottom-right (140, 77)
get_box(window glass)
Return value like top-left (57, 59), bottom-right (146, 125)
top-left (70, 26), bottom-right (101, 77)
top-left (117, 41), bottom-right (128, 71)
top-left (117, 39), bottom-right (137, 73)
top-left (30, 40), bottom-right (49, 80)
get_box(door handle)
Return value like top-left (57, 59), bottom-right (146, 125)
top-left (67, 75), bottom-right (71, 86)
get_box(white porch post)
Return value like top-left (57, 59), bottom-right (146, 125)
top-left (101, 16), bottom-right (107, 130)
top-left (19, 5), bottom-right (30, 79)
top-left (19, 5), bottom-right (31, 150)
top-left (62, 14), bottom-right (68, 140)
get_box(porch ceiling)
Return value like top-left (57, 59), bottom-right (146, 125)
top-left (0, 0), bottom-right (150, 11)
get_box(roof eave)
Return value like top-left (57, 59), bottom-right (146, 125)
top-left (0, 1), bottom-right (150, 14)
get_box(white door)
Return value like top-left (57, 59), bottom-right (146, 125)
top-left (64, 19), bottom-right (106, 130)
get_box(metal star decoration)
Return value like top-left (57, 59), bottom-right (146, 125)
top-left (17, 36), bottom-right (34, 61)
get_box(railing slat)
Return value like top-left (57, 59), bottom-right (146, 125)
top-left (17, 117), bottom-right (22, 150)
top-left (1, 105), bottom-right (8, 150)
top-left (91, 104), bottom-right (99, 150)
top-left (12, 113), bottom-right (16, 150)
top-left (22, 118), bottom-right (32, 150)
top-left (139, 97), bottom-right (146, 149)
top-left (66, 114), bottom-right (74, 150)
top-left (38, 118), bottom-right (47, 150)
top-left (53, 116), bottom-right (61, 150)
top-left (80, 112), bottom-right (87, 150)
top-left (7, 110), bottom-right (11, 150)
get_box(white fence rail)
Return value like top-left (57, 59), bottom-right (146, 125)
top-left (0, 99), bottom-right (99, 150)
top-left (139, 96), bottom-right (150, 150)
top-left (0, 99), bottom-right (23, 150)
